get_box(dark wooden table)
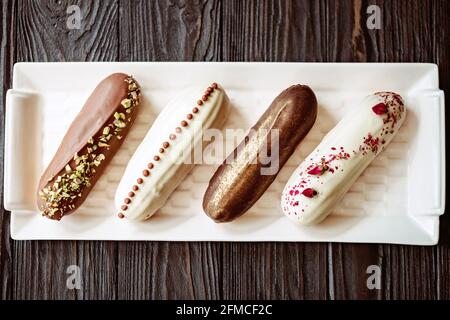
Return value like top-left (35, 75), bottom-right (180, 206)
top-left (0, 0), bottom-right (448, 300)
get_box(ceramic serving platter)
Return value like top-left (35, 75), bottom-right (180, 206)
top-left (4, 62), bottom-right (445, 244)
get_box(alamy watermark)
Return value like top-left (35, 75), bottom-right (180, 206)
top-left (366, 5), bottom-right (381, 30)
top-left (162, 128), bottom-right (280, 175)
top-left (66, 5), bottom-right (81, 30)
top-left (66, 265), bottom-right (81, 290)
top-left (366, 265), bottom-right (381, 290)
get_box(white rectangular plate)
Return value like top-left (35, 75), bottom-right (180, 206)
top-left (4, 62), bottom-right (445, 244)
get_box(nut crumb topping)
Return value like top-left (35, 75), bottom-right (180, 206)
top-left (39, 75), bottom-right (141, 219)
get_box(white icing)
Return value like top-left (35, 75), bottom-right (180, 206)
top-left (281, 92), bottom-right (406, 225)
top-left (115, 85), bottom-right (230, 220)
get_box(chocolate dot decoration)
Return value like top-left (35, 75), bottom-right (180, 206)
top-left (121, 205), bottom-right (128, 211)
top-left (118, 213), bottom-right (125, 219)
top-left (132, 83), bottom-right (220, 208)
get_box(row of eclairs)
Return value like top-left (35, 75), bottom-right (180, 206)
top-left (37, 73), bottom-right (406, 225)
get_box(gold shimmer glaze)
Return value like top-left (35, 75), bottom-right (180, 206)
top-left (203, 84), bottom-right (318, 222)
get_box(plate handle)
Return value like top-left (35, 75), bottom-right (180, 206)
top-left (4, 89), bottom-right (42, 212)
top-left (409, 90), bottom-right (446, 216)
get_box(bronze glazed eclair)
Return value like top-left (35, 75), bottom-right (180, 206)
top-left (203, 85), bottom-right (318, 222)
top-left (37, 73), bottom-right (141, 220)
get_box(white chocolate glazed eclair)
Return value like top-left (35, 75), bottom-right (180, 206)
top-left (115, 83), bottom-right (229, 220)
top-left (281, 92), bottom-right (406, 225)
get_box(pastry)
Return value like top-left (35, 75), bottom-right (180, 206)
top-left (281, 92), bottom-right (406, 225)
top-left (37, 73), bottom-right (141, 220)
top-left (203, 85), bottom-right (318, 222)
top-left (115, 83), bottom-right (230, 220)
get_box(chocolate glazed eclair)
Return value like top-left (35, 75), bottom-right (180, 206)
top-left (37, 73), bottom-right (141, 220)
top-left (203, 85), bottom-right (317, 222)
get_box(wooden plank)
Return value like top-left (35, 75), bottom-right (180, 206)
top-left (119, 0), bottom-right (222, 61)
top-left (326, 0), bottom-right (382, 300)
top-left (221, 243), bottom-right (327, 299)
top-left (222, 0), bottom-right (329, 62)
top-left (0, 0), bottom-right (448, 300)
top-left (117, 0), bottom-right (223, 299)
top-left (0, 0), bottom-right (14, 300)
top-left (11, 0), bottom-right (120, 299)
top-left (329, 0), bottom-right (449, 300)
top-left (221, 0), bottom-right (329, 299)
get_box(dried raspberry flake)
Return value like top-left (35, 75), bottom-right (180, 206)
top-left (307, 166), bottom-right (323, 175)
top-left (307, 164), bottom-right (329, 176)
top-left (372, 103), bottom-right (387, 115)
top-left (302, 188), bottom-right (317, 198)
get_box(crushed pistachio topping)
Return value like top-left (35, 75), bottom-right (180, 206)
top-left (39, 75), bottom-right (141, 219)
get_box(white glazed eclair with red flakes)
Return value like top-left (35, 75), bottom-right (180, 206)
top-left (281, 92), bottom-right (406, 225)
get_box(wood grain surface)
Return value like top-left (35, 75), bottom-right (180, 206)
top-left (0, 0), bottom-right (448, 300)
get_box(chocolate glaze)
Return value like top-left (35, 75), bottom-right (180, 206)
top-left (37, 73), bottom-right (140, 220)
top-left (203, 85), bottom-right (317, 222)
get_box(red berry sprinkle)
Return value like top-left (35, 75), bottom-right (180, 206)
top-left (137, 178), bottom-right (144, 184)
top-left (187, 113), bottom-right (193, 120)
top-left (132, 185), bottom-right (139, 191)
top-left (302, 188), bottom-right (317, 198)
top-left (372, 103), bottom-right (388, 115)
top-left (143, 170), bottom-right (150, 176)
top-left (307, 165), bottom-right (328, 176)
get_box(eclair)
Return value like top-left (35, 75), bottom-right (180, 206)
top-left (37, 73), bottom-right (141, 220)
top-left (203, 85), bottom-right (318, 222)
top-left (115, 83), bottom-right (230, 220)
top-left (281, 92), bottom-right (406, 225)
